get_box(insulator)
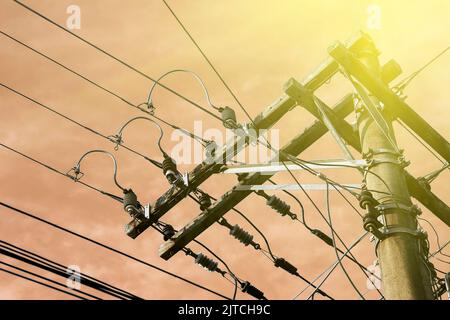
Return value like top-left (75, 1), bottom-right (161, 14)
top-left (123, 189), bottom-right (140, 217)
top-left (274, 258), bottom-right (298, 275)
top-left (195, 253), bottom-right (218, 272)
top-left (358, 190), bottom-right (377, 209)
top-left (237, 173), bottom-right (249, 182)
top-left (220, 106), bottom-right (237, 129)
top-left (241, 281), bottom-right (266, 300)
top-left (199, 193), bottom-right (212, 211)
top-left (230, 225), bottom-right (254, 247)
top-left (162, 225), bottom-right (175, 241)
top-left (266, 195), bottom-right (291, 217)
top-left (310, 229), bottom-right (334, 247)
top-left (162, 156), bottom-right (178, 183)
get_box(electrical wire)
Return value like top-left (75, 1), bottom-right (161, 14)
top-left (161, 0), bottom-right (253, 122)
top-left (161, 3), bottom-right (357, 299)
top-left (0, 240), bottom-right (140, 299)
top-left (147, 69), bottom-right (221, 112)
top-left (72, 149), bottom-right (125, 191)
top-left (418, 218), bottom-right (450, 262)
top-left (0, 245), bottom-right (132, 300)
top-left (265, 178), bottom-right (382, 282)
top-left (0, 260), bottom-right (101, 300)
top-left (265, 155), bottom-right (383, 297)
top-left (299, 232), bottom-right (369, 300)
top-left (0, 142), bottom-right (123, 202)
top-left (0, 267), bottom-right (87, 300)
top-left (0, 202), bottom-right (230, 300)
top-left (393, 46), bottom-right (450, 94)
top-left (192, 240), bottom-right (240, 300)
top-left (429, 239), bottom-right (450, 259)
top-left (191, 191), bottom-right (334, 299)
top-left (150, 220), bottom-right (238, 300)
top-left (13, 0), bottom-right (222, 122)
top-left (397, 119), bottom-right (447, 166)
top-left (171, 23), bottom-right (386, 294)
top-left (0, 82), bottom-right (162, 169)
top-left (325, 182), bottom-right (366, 299)
top-left (0, 29), bottom-right (210, 147)
top-left (113, 116), bottom-right (167, 156)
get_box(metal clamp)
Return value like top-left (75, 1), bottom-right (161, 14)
top-left (376, 202), bottom-right (422, 216)
top-left (363, 148), bottom-right (409, 168)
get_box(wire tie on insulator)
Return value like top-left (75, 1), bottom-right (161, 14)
top-left (107, 134), bottom-right (123, 151)
top-left (66, 166), bottom-right (84, 182)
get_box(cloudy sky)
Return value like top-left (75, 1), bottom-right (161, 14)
top-left (0, 0), bottom-right (448, 299)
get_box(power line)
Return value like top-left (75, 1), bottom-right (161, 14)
top-left (191, 191), bottom-right (334, 299)
top-left (13, 0), bottom-right (222, 122)
top-left (0, 141), bottom-right (232, 299)
top-left (0, 30), bottom-right (210, 147)
top-left (161, 0), bottom-right (253, 122)
top-left (162, 5), bottom-right (384, 297)
top-left (0, 260), bottom-right (100, 300)
top-left (0, 201), bottom-right (230, 300)
top-left (0, 267), bottom-right (87, 300)
top-left (0, 240), bottom-right (139, 300)
top-left (325, 182), bottom-right (366, 299)
top-left (0, 244), bottom-right (129, 300)
top-left (301, 232), bottom-right (369, 300)
top-left (0, 142), bottom-right (123, 202)
top-left (0, 82), bottom-right (162, 169)
top-left (159, 5), bottom-right (340, 298)
top-left (393, 46), bottom-right (450, 94)
top-left (150, 220), bottom-right (240, 300)
top-left (262, 155), bottom-right (383, 297)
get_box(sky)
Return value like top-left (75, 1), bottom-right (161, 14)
top-left (0, 0), bottom-right (449, 300)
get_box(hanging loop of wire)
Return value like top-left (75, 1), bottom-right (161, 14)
top-left (70, 150), bottom-right (125, 191)
top-left (146, 69), bottom-right (221, 112)
top-left (112, 116), bottom-right (166, 156)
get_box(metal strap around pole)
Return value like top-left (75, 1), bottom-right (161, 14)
top-left (222, 159), bottom-right (367, 175)
top-left (235, 183), bottom-right (361, 191)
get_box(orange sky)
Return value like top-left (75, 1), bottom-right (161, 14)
top-left (0, 0), bottom-right (449, 300)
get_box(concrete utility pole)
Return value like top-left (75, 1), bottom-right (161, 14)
top-left (351, 39), bottom-right (434, 299)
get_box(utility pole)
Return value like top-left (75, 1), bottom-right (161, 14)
top-left (344, 39), bottom-right (434, 299)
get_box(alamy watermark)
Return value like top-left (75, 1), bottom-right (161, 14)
top-left (366, 4), bottom-right (381, 30)
top-left (66, 5), bottom-right (81, 30)
top-left (66, 265), bottom-right (81, 290)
